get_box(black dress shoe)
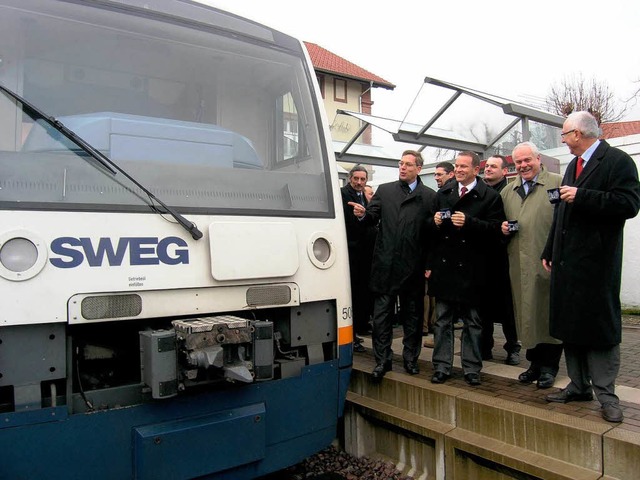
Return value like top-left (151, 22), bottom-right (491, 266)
top-left (464, 373), bottom-right (481, 386)
top-left (545, 388), bottom-right (594, 403)
top-left (371, 362), bottom-right (391, 382)
top-left (431, 371), bottom-right (449, 384)
top-left (505, 351), bottom-right (520, 366)
top-left (536, 373), bottom-right (555, 389)
top-left (353, 342), bottom-right (366, 353)
top-left (518, 368), bottom-right (540, 384)
top-left (601, 403), bottom-right (623, 423)
top-left (404, 361), bottom-right (419, 375)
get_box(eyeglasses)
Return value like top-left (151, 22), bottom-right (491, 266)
top-left (398, 161), bottom-right (417, 168)
top-left (560, 129), bottom-right (577, 138)
top-left (434, 172), bottom-right (446, 177)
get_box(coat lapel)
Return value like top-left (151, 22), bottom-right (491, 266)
top-left (346, 184), bottom-right (367, 206)
top-left (515, 179), bottom-right (526, 200)
top-left (575, 141), bottom-right (606, 186)
top-left (469, 180), bottom-right (488, 200)
top-left (567, 157), bottom-right (579, 186)
top-left (400, 177), bottom-right (425, 203)
top-left (440, 182), bottom-right (459, 204)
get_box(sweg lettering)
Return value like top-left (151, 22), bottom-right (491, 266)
top-left (50, 237), bottom-right (189, 268)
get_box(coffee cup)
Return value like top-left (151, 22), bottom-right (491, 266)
top-left (507, 220), bottom-right (519, 233)
top-left (547, 188), bottom-right (561, 204)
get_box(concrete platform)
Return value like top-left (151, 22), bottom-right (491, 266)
top-left (345, 324), bottom-right (640, 479)
top-left (357, 323), bottom-right (640, 430)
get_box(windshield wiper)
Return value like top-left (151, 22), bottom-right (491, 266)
top-left (0, 84), bottom-right (117, 176)
top-left (0, 83), bottom-right (203, 240)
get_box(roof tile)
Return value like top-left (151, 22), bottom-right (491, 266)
top-left (601, 121), bottom-right (640, 139)
top-left (304, 42), bottom-right (395, 90)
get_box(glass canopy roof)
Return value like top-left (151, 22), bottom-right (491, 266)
top-left (335, 76), bottom-right (565, 168)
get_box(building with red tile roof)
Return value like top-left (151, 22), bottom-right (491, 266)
top-left (304, 42), bottom-right (394, 146)
top-left (601, 121), bottom-right (640, 139)
top-left (304, 42), bottom-right (395, 90)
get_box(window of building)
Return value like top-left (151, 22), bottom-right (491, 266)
top-left (334, 78), bottom-right (347, 103)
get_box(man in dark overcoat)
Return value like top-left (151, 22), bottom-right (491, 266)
top-left (427, 151), bottom-right (505, 386)
top-left (542, 111), bottom-right (640, 423)
top-left (349, 150), bottom-right (436, 381)
top-left (480, 154), bottom-right (520, 365)
top-left (423, 161), bottom-right (457, 347)
top-left (341, 165), bottom-right (374, 352)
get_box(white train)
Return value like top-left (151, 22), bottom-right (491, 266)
top-left (0, 1), bottom-right (353, 478)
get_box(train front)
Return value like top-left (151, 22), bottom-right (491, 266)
top-left (0, 1), bottom-right (353, 478)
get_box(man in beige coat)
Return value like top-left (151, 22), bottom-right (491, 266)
top-left (501, 142), bottom-right (563, 389)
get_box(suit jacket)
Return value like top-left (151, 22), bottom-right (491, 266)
top-left (341, 183), bottom-right (369, 252)
top-left (364, 178), bottom-right (436, 295)
top-left (427, 179), bottom-right (505, 306)
top-left (542, 141), bottom-right (640, 346)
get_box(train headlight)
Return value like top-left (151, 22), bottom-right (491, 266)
top-left (313, 238), bottom-right (331, 262)
top-left (0, 230), bottom-right (48, 281)
top-left (307, 233), bottom-right (335, 269)
top-left (1, 238), bottom-right (37, 271)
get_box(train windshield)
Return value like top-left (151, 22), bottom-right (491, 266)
top-left (0, 0), bottom-right (332, 216)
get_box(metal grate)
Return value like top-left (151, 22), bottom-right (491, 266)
top-left (81, 294), bottom-right (142, 320)
top-left (246, 285), bottom-right (291, 307)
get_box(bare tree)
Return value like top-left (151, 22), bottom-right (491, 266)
top-left (626, 79), bottom-right (640, 108)
top-left (546, 75), bottom-right (625, 124)
top-left (452, 120), bottom-right (500, 145)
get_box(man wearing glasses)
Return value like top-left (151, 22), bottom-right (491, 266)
top-left (434, 161), bottom-right (455, 189)
top-left (349, 150), bottom-right (436, 381)
top-left (424, 161), bottom-right (458, 343)
top-left (542, 111), bottom-right (640, 422)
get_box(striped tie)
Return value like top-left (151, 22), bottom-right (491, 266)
top-left (525, 180), bottom-right (534, 196)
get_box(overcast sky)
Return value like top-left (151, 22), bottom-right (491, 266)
top-left (207, 0), bottom-right (640, 125)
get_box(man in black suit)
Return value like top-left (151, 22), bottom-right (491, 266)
top-left (480, 155), bottom-right (520, 366)
top-left (349, 150), bottom-right (436, 381)
top-left (543, 111), bottom-right (640, 423)
top-left (427, 151), bottom-right (505, 386)
top-left (341, 165), bottom-right (373, 353)
top-left (423, 161), bottom-right (457, 347)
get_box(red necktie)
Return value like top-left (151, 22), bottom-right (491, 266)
top-left (575, 157), bottom-right (584, 179)
top-left (460, 186), bottom-right (468, 197)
